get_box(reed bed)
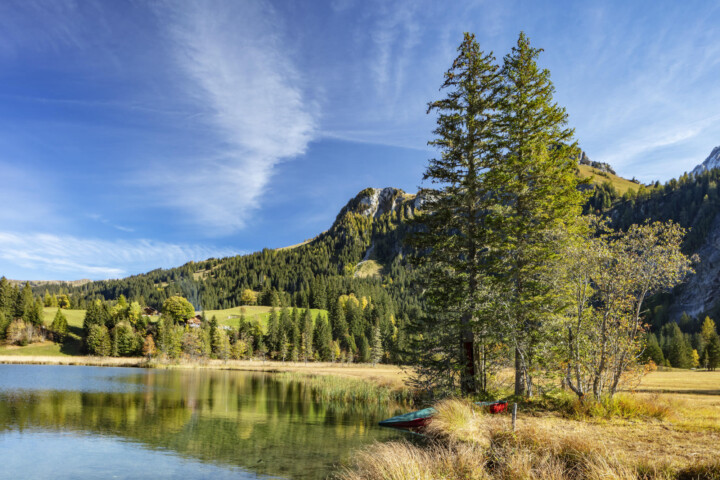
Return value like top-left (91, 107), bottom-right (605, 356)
top-left (274, 371), bottom-right (414, 406)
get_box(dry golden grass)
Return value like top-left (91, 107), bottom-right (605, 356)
top-left (0, 355), bottom-right (146, 367)
top-left (339, 441), bottom-right (488, 480)
top-left (0, 354), bottom-right (410, 389)
top-left (148, 358), bottom-right (410, 387)
top-left (341, 398), bottom-right (720, 479)
top-left (577, 164), bottom-right (640, 195)
top-left (341, 372), bottom-right (720, 480)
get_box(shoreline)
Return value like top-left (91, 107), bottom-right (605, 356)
top-left (0, 355), bottom-right (409, 386)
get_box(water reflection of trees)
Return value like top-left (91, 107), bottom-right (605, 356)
top-left (0, 370), bottom-right (402, 480)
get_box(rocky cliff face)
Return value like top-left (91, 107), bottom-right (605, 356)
top-left (670, 214), bottom-right (720, 318)
top-left (340, 187), bottom-right (420, 220)
top-left (691, 146), bottom-right (720, 176)
top-left (578, 150), bottom-right (616, 175)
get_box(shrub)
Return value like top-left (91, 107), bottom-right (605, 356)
top-left (6, 319), bottom-right (41, 346)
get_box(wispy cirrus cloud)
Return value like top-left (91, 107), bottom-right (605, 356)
top-left (145, 1), bottom-right (316, 234)
top-left (0, 232), bottom-right (238, 280)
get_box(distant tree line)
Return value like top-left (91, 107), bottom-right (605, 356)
top-left (80, 293), bottom-right (393, 364)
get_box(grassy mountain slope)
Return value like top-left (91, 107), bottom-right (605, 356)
top-left (577, 164), bottom-right (640, 195)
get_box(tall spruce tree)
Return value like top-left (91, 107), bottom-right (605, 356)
top-left (490, 32), bottom-right (586, 396)
top-left (410, 32), bottom-right (502, 395)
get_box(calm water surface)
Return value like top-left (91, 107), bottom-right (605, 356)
top-left (0, 364), bottom-right (405, 479)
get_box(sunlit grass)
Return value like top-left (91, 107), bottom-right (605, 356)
top-left (200, 305), bottom-right (328, 330)
top-left (273, 371), bottom-right (413, 406)
top-left (577, 164), bottom-right (640, 195)
top-left (341, 370), bottom-right (720, 479)
top-left (42, 307), bottom-right (86, 328)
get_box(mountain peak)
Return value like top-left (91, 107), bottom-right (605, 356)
top-left (692, 146), bottom-right (720, 176)
top-left (341, 187), bottom-right (417, 219)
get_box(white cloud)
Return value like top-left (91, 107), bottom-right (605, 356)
top-left (0, 232), bottom-right (238, 280)
top-left (147, 1), bottom-right (316, 233)
top-left (598, 116), bottom-right (720, 170)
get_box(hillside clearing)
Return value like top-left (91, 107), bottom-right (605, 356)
top-left (354, 260), bottom-right (383, 278)
top-left (42, 307), bottom-right (86, 328)
top-left (201, 305), bottom-right (328, 330)
top-left (578, 164), bottom-right (640, 195)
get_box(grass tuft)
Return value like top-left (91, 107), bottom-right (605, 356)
top-left (338, 441), bottom-right (488, 480)
top-left (568, 394), bottom-right (673, 421)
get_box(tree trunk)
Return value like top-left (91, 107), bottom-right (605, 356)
top-left (514, 346), bottom-right (525, 396)
top-left (460, 319), bottom-right (476, 394)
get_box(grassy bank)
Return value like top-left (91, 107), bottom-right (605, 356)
top-left (340, 371), bottom-right (720, 479)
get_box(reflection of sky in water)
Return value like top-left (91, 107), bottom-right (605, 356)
top-left (0, 364), bottom-right (151, 393)
top-left (0, 431), bottom-right (268, 480)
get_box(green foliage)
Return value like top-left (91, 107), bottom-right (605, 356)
top-left (662, 323), bottom-right (693, 368)
top-left (0, 311), bottom-right (9, 340)
top-left (313, 314), bottom-right (332, 361)
top-left (706, 334), bottom-right (720, 371)
top-left (83, 300), bottom-right (110, 337)
top-left (409, 32), bottom-right (503, 396)
top-left (162, 296), bottom-right (195, 324)
top-left (86, 325), bottom-right (111, 356)
top-left (158, 317), bottom-right (182, 359)
top-left (112, 322), bottom-right (140, 357)
top-left (642, 333), bottom-right (664, 365)
top-left (371, 324), bottom-right (383, 365)
top-left (50, 309), bottom-right (68, 341)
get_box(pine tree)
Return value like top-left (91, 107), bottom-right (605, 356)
top-left (643, 333), bottom-right (664, 365)
top-left (17, 282), bottom-right (35, 322)
top-left (359, 334), bottom-right (370, 363)
top-left (666, 324), bottom-right (691, 368)
top-left (86, 325), bottom-right (111, 356)
top-left (266, 307), bottom-right (279, 357)
top-left (0, 311), bottom-right (8, 340)
top-left (491, 32), bottom-right (586, 396)
top-left (50, 308), bottom-right (68, 341)
top-left (83, 300), bottom-right (110, 337)
top-left (371, 324), bottom-right (383, 366)
top-left (301, 309), bottom-right (313, 361)
top-left (209, 315), bottom-right (219, 357)
top-left (409, 32), bottom-right (503, 395)
top-left (313, 314), bottom-right (332, 361)
top-left (707, 334), bottom-right (720, 371)
top-left (0, 277), bottom-right (10, 315)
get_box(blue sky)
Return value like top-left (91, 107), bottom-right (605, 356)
top-left (1, 0), bottom-right (720, 280)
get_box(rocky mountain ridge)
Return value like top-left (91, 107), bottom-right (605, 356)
top-left (692, 146), bottom-right (720, 176)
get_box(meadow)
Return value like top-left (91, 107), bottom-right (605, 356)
top-left (577, 164), bottom-right (640, 195)
top-left (201, 305), bottom-right (327, 330)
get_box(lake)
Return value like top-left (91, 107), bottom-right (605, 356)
top-left (0, 364), bottom-right (406, 479)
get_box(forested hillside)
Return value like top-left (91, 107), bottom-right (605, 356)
top-left (585, 167), bottom-right (720, 330)
top-left (34, 188), bottom-right (423, 357)
top-left (27, 156), bottom-right (720, 353)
